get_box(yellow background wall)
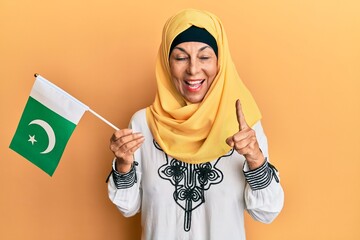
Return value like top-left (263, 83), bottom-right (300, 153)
top-left (1, 0), bottom-right (359, 239)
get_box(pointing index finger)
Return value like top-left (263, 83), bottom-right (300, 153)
top-left (236, 99), bottom-right (248, 131)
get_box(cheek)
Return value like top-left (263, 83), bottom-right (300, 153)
top-left (170, 63), bottom-right (182, 80)
top-left (207, 64), bottom-right (218, 84)
top-left (169, 66), bottom-right (183, 91)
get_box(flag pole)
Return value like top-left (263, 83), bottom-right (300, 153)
top-left (88, 108), bottom-right (120, 131)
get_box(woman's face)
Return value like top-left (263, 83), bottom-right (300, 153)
top-left (169, 42), bottom-right (218, 103)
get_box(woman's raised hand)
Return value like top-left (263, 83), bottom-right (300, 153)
top-left (110, 129), bottom-right (145, 173)
top-left (226, 99), bottom-right (265, 170)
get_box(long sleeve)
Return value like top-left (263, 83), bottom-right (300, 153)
top-left (107, 159), bottom-right (142, 217)
top-left (243, 121), bottom-right (284, 223)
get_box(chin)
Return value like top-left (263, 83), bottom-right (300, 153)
top-left (185, 96), bottom-right (204, 104)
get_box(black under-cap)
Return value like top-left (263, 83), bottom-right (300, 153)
top-left (170, 25), bottom-right (218, 57)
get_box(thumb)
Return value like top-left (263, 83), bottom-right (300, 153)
top-left (226, 136), bottom-right (234, 147)
top-left (236, 99), bottom-right (249, 131)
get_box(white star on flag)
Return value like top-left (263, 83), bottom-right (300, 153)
top-left (28, 135), bottom-right (37, 145)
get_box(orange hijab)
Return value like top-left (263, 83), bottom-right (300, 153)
top-left (146, 9), bottom-right (261, 164)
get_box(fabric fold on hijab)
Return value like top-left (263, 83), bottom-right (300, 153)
top-left (146, 8), bottom-right (262, 164)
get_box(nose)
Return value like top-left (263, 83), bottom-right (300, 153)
top-left (186, 58), bottom-right (200, 75)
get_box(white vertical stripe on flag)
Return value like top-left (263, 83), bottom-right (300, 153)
top-left (30, 75), bottom-right (89, 124)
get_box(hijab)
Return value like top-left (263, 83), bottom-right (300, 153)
top-left (146, 8), bottom-right (261, 164)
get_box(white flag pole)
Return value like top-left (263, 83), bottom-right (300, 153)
top-left (88, 108), bottom-right (120, 131)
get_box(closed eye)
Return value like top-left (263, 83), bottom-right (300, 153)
top-left (175, 56), bottom-right (189, 61)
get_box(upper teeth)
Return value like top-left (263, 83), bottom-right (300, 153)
top-left (187, 80), bottom-right (202, 85)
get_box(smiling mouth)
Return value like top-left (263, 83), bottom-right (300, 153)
top-left (185, 80), bottom-right (205, 90)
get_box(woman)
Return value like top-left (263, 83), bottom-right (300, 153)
top-left (108, 8), bottom-right (284, 240)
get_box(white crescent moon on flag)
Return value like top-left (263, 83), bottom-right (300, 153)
top-left (29, 119), bottom-right (56, 154)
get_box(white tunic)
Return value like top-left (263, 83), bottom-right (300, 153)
top-left (108, 109), bottom-right (284, 240)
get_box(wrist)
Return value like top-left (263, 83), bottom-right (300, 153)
top-left (246, 153), bottom-right (265, 170)
top-left (115, 159), bottom-right (132, 173)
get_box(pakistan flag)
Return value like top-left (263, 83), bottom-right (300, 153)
top-left (10, 75), bottom-right (89, 176)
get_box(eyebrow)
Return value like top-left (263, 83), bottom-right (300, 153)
top-left (173, 45), bottom-right (210, 54)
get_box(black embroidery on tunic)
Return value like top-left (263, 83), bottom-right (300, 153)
top-left (155, 140), bottom-right (233, 232)
top-left (243, 159), bottom-right (279, 190)
top-left (109, 162), bottom-right (138, 189)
